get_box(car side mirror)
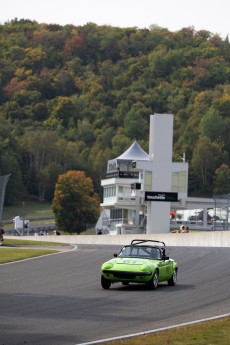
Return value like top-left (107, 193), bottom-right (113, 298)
top-left (113, 253), bottom-right (118, 257)
top-left (162, 255), bottom-right (169, 261)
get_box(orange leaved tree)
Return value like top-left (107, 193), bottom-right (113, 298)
top-left (52, 170), bottom-right (100, 233)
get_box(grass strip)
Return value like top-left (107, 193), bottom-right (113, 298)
top-left (0, 248), bottom-right (58, 264)
top-left (102, 316), bottom-right (230, 345)
top-left (3, 238), bottom-right (69, 246)
top-left (0, 238), bottom-right (71, 264)
top-left (2, 201), bottom-right (53, 220)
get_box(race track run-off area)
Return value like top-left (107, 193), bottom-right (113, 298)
top-left (0, 244), bottom-right (230, 345)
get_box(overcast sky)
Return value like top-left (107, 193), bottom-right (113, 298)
top-left (1, 0), bottom-right (229, 38)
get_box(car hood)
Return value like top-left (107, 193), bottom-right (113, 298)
top-left (114, 258), bottom-right (149, 265)
top-left (102, 257), bottom-right (158, 268)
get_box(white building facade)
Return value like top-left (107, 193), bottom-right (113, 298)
top-left (98, 113), bottom-right (216, 234)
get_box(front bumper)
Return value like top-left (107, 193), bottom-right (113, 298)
top-left (102, 269), bottom-right (152, 281)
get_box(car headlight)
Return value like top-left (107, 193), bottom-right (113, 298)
top-left (141, 264), bottom-right (151, 272)
top-left (103, 262), bottom-right (113, 269)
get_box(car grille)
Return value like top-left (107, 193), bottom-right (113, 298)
top-left (103, 270), bottom-right (151, 279)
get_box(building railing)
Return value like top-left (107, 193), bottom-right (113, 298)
top-left (102, 218), bottom-right (136, 231)
top-left (100, 218), bottom-right (229, 233)
top-left (103, 196), bottom-right (137, 203)
top-left (106, 171), bottom-right (139, 179)
top-left (170, 220), bottom-right (229, 230)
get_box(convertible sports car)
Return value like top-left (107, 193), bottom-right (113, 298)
top-left (101, 239), bottom-right (178, 289)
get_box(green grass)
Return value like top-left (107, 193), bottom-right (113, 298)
top-left (0, 239), bottom-right (71, 264)
top-left (2, 201), bottom-right (53, 220)
top-left (102, 317), bottom-right (230, 345)
top-left (0, 248), bottom-right (58, 263)
top-left (3, 239), bottom-right (69, 246)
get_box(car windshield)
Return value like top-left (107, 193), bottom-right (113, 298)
top-left (119, 245), bottom-right (161, 259)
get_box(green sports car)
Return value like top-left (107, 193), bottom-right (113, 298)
top-left (101, 239), bottom-right (178, 289)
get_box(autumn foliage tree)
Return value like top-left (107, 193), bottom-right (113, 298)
top-left (52, 170), bottom-right (100, 233)
top-left (1, 20), bottom-right (230, 202)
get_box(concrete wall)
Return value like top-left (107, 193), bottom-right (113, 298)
top-left (6, 232), bottom-right (230, 247)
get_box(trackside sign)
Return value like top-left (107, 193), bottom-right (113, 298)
top-left (145, 191), bottom-right (178, 202)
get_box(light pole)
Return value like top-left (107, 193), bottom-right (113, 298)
top-left (22, 202), bottom-right (25, 236)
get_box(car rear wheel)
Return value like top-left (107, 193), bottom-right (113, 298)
top-left (168, 269), bottom-right (177, 286)
top-left (147, 270), bottom-right (158, 289)
top-left (101, 275), bottom-right (111, 289)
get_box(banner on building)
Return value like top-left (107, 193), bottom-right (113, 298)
top-left (145, 191), bottom-right (178, 202)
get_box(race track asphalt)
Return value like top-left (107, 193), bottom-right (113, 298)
top-left (0, 244), bottom-right (230, 345)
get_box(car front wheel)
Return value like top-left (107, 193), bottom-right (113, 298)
top-left (147, 270), bottom-right (158, 289)
top-left (168, 269), bottom-right (177, 286)
top-left (101, 275), bottom-right (111, 289)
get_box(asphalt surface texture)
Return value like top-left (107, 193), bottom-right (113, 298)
top-left (0, 244), bottom-right (230, 345)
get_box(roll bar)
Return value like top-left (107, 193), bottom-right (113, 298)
top-left (131, 239), bottom-right (165, 246)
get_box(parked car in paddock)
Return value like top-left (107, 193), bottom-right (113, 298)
top-left (101, 239), bottom-right (178, 289)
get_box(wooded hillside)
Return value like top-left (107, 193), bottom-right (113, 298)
top-left (1, 19), bottom-right (230, 204)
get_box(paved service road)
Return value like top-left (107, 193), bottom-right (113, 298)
top-left (1, 245), bottom-right (230, 345)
